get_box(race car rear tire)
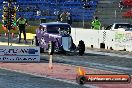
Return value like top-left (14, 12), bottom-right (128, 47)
top-left (48, 41), bottom-right (55, 55)
top-left (40, 47), bottom-right (44, 53)
top-left (78, 40), bottom-right (85, 56)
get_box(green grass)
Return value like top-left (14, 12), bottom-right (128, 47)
top-left (0, 26), bottom-right (38, 34)
top-left (26, 26), bottom-right (38, 34)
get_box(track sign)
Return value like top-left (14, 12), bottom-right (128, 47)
top-left (0, 46), bottom-right (40, 62)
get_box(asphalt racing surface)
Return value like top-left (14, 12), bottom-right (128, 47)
top-left (0, 37), bottom-right (132, 88)
top-left (0, 69), bottom-right (88, 88)
top-left (41, 49), bottom-right (132, 75)
top-left (0, 49), bottom-right (132, 88)
top-left (1, 33), bottom-right (132, 74)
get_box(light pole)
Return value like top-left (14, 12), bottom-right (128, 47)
top-left (83, 9), bottom-right (85, 28)
top-left (7, 1), bottom-right (11, 46)
top-left (82, 3), bottom-right (87, 28)
top-left (56, 0), bottom-right (58, 10)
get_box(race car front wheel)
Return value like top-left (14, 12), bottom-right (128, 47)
top-left (32, 36), bottom-right (39, 46)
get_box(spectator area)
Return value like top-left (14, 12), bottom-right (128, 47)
top-left (121, 0), bottom-right (132, 18)
top-left (0, 0), bottom-right (98, 21)
top-left (122, 0), bottom-right (132, 7)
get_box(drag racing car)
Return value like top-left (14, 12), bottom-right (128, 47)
top-left (32, 22), bottom-right (85, 55)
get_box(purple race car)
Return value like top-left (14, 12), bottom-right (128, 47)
top-left (32, 22), bottom-right (85, 55)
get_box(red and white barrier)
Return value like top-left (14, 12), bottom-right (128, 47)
top-left (4, 33), bottom-right (8, 37)
top-left (4, 33), bottom-right (15, 38)
top-left (11, 33), bottom-right (14, 38)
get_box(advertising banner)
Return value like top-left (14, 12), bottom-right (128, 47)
top-left (0, 46), bottom-right (40, 62)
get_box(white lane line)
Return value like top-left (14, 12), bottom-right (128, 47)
top-left (0, 67), bottom-right (98, 88)
top-left (55, 56), bottom-right (132, 73)
top-left (55, 62), bottom-right (132, 76)
top-left (41, 54), bottom-right (128, 74)
top-left (41, 54), bottom-right (132, 74)
top-left (55, 63), bottom-right (118, 73)
top-left (85, 50), bottom-right (132, 59)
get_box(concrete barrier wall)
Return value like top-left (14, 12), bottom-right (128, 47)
top-left (71, 28), bottom-right (100, 48)
top-left (71, 28), bottom-right (132, 52)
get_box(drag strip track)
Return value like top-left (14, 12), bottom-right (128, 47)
top-left (0, 69), bottom-right (90, 88)
top-left (40, 51), bottom-right (132, 74)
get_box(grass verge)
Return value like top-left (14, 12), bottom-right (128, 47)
top-left (0, 26), bottom-right (38, 34)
